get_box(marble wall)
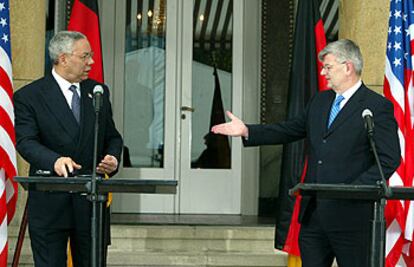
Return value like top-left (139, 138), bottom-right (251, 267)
top-left (9, 0), bottom-right (46, 226)
top-left (339, 0), bottom-right (390, 93)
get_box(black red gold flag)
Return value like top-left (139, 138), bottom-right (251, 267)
top-left (275, 0), bottom-right (327, 256)
top-left (68, 0), bottom-right (104, 82)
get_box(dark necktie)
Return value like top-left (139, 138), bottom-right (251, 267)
top-left (328, 95), bottom-right (344, 128)
top-left (69, 85), bottom-right (80, 123)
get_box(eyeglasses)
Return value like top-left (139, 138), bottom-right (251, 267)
top-left (70, 51), bottom-right (94, 61)
top-left (321, 62), bottom-right (346, 72)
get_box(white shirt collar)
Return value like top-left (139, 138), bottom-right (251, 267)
top-left (52, 68), bottom-right (81, 108)
top-left (52, 68), bottom-right (80, 93)
top-left (336, 80), bottom-right (362, 108)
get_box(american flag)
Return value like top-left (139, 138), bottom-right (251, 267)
top-left (384, 0), bottom-right (414, 266)
top-left (0, 0), bottom-right (18, 266)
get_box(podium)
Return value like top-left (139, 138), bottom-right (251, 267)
top-left (14, 176), bottom-right (177, 267)
top-left (289, 183), bottom-right (414, 200)
top-left (289, 183), bottom-right (414, 267)
top-left (14, 176), bottom-right (177, 194)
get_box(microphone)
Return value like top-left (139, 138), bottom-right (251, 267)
top-left (93, 85), bottom-right (104, 112)
top-left (90, 85), bottom-right (105, 265)
top-left (362, 108), bottom-right (392, 198)
top-left (362, 109), bottom-right (374, 137)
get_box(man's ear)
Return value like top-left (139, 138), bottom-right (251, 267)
top-left (345, 61), bottom-right (354, 75)
top-left (58, 53), bottom-right (68, 66)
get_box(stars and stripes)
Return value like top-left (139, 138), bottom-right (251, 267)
top-left (0, 0), bottom-right (18, 266)
top-left (383, 0), bottom-right (414, 266)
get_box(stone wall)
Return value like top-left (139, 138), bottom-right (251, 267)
top-left (9, 0), bottom-right (46, 226)
top-left (339, 0), bottom-right (390, 93)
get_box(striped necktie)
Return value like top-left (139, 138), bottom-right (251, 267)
top-left (328, 95), bottom-right (344, 128)
top-left (69, 85), bottom-right (80, 123)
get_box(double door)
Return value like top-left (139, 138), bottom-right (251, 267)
top-left (104, 0), bottom-right (245, 214)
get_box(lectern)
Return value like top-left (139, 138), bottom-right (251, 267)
top-left (15, 176), bottom-right (177, 194)
top-left (13, 176), bottom-right (177, 267)
top-left (289, 183), bottom-right (414, 267)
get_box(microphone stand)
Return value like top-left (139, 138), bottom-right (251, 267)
top-left (88, 98), bottom-right (106, 267)
top-left (367, 130), bottom-right (391, 267)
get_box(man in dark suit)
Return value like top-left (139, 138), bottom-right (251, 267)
top-left (211, 39), bottom-right (401, 267)
top-left (14, 31), bottom-right (123, 267)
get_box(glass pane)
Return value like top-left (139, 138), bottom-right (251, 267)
top-left (123, 0), bottom-right (167, 168)
top-left (191, 0), bottom-right (233, 169)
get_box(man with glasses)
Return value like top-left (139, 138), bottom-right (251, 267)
top-left (14, 31), bottom-right (122, 267)
top-left (211, 39), bottom-right (401, 266)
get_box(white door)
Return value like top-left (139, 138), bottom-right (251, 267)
top-left (178, 0), bottom-right (243, 213)
top-left (108, 0), bottom-right (243, 214)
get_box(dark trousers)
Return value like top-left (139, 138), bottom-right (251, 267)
top-left (29, 201), bottom-right (111, 267)
top-left (29, 225), bottom-right (90, 267)
top-left (299, 209), bottom-right (370, 267)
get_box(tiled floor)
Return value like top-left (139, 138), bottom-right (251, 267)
top-left (111, 213), bottom-right (275, 226)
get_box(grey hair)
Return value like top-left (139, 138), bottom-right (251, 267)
top-left (48, 31), bottom-right (86, 64)
top-left (318, 39), bottom-right (363, 76)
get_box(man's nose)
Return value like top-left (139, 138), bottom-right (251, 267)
top-left (87, 57), bottom-right (95, 65)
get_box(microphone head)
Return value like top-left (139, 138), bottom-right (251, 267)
top-left (362, 109), bottom-right (373, 118)
top-left (93, 85), bottom-right (104, 95)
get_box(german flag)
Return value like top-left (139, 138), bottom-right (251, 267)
top-left (68, 0), bottom-right (104, 83)
top-left (275, 0), bottom-right (327, 264)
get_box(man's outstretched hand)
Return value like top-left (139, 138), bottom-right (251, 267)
top-left (211, 111), bottom-right (249, 138)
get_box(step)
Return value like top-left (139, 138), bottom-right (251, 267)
top-left (10, 250), bottom-right (286, 267)
top-left (109, 225), bottom-right (275, 253)
top-left (107, 251), bottom-right (287, 267)
top-left (7, 225), bottom-right (287, 267)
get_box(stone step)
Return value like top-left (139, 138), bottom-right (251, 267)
top-left (7, 225), bottom-right (286, 267)
top-left (109, 225), bottom-right (275, 253)
top-left (12, 251), bottom-right (287, 267)
top-left (110, 225), bottom-right (275, 240)
top-left (107, 251), bottom-right (287, 267)
top-left (7, 225), bottom-right (277, 253)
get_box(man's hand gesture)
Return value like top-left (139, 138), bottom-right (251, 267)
top-left (211, 111), bottom-right (249, 138)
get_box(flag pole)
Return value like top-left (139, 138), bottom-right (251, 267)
top-left (11, 201), bottom-right (28, 267)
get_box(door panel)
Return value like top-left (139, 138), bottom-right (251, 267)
top-left (112, 0), bottom-right (177, 213)
top-left (179, 0), bottom-right (242, 214)
top-left (110, 0), bottom-right (243, 214)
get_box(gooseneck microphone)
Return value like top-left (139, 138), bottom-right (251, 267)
top-left (361, 109), bottom-right (391, 197)
top-left (362, 109), bottom-right (374, 137)
top-left (93, 85), bottom-right (104, 113)
top-left (362, 109), bottom-right (391, 267)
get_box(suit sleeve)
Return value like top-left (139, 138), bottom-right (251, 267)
top-left (354, 99), bottom-right (401, 184)
top-left (14, 90), bottom-right (61, 172)
top-left (243, 109), bottom-right (307, 147)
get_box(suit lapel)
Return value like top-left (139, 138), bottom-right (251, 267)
top-left (40, 75), bottom-right (80, 140)
top-left (326, 85), bottom-right (366, 136)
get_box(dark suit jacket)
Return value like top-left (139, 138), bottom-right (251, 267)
top-left (14, 74), bottom-right (123, 229)
top-left (244, 84), bottom-right (400, 231)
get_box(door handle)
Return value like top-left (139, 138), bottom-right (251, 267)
top-left (181, 106), bottom-right (195, 112)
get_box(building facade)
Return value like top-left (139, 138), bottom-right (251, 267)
top-left (10, 0), bottom-right (390, 224)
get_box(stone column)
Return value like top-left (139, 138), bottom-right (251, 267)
top-left (339, 0), bottom-right (390, 94)
top-left (9, 0), bottom-right (46, 226)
